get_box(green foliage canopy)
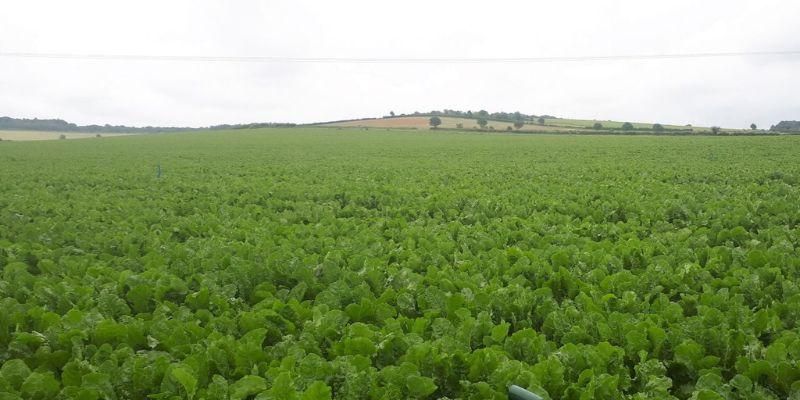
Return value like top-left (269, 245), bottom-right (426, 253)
top-left (0, 129), bottom-right (799, 399)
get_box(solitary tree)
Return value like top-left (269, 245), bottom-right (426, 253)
top-left (710, 126), bottom-right (721, 135)
top-left (513, 121), bottom-right (524, 130)
top-left (429, 116), bottom-right (442, 129)
top-left (621, 122), bottom-right (634, 131)
top-left (477, 118), bottom-right (488, 129)
top-left (593, 122), bottom-right (603, 130)
top-left (750, 123), bottom-right (757, 130)
top-left (506, 126), bottom-right (513, 131)
top-left (537, 117), bottom-right (545, 125)
top-left (456, 123), bottom-right (463, 129)
top-left (390, 111), bottom-right (395, 117)
top-left (653, 123), bottom-right (665, 132)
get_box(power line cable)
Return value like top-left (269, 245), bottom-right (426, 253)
top-left (0, 50), bottom-right (799, 64)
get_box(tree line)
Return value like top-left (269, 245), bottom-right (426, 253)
top-left (426, 115), bottom-right (773, 135)
top-left (395, 110), bottom-right (778, 135)
top-left (388, 109), bottom-right (556, 123)
top-left (0, 117), bottom-right (296, 133)
top-left (771, 121), bottom-right (800, 132)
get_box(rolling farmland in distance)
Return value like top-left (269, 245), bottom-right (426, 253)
top-left (319, 117), bottom-right (560, 131)
top-left (0, 112), bottom-right (766, 142)
top-left (0, 131), bottom-right (131, 141)
top-left (317, 116), bottom-right (723, 133)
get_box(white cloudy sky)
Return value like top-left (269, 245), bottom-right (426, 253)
top-left (1, 0), bottom-right (798, 128)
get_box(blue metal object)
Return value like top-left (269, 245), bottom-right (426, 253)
top-left (508, 385), bottom-right (543, 400)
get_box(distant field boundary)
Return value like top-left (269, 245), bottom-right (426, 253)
top-left (309, 114), bottom-right (691, 129)
top-left (0, 130), bottom-right (135, 142)
top-left (1, 124), bottom-right (791, 141)
top-left (317, 126), bottom-right (785, 137)
top-left (311, 118), bottom-right (784, 136)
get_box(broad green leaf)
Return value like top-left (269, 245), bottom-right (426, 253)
top-left (230, 375), bottom-right (267, 400)
top-left (171, 366), bottom-right (198, 399)
top-left (406, 375), bottom-right (437, 398)
top-left (20, 372), bottom-right (60, 400)
top-left (0, 359), bottom-right (31, 390)
top-left (301, 381), bottom-right (332, 400)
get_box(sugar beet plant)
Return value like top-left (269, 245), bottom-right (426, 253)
top-left (0, 129), bottom-right (799, 399)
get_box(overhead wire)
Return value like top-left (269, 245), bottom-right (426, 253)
top-left (0, 50), bottom-right (799, 64)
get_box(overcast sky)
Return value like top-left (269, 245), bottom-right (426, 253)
top-left (1, 1), bottom-right (798, 128)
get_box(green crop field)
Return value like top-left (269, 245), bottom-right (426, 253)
top-left (1, 129), bottom-right (799, 399)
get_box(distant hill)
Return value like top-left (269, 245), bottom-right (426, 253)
top-left (771, 121), bottom-right (800, 132)
top-left (316, 114), bottom-right (711, 134)
top-left (0, 116), bottom-right (296, 133)
top-left (313, 109), bottom-right (740, 134)
top-left (3, 112), bottom-right (789, 136)
top-left (319, 116), bottom-right (561, 132)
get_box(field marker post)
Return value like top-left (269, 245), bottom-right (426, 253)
top-left (156, 163), bottom-right (162, 178)
top-left (508, 385), bottom-right (543, 400)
